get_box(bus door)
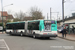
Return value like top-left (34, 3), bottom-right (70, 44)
top-left (12, 24), bottom-right (17, 34)
top-left (27, 22), bottom-right (32, 35)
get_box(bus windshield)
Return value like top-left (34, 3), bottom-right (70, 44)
top-left (44, 20), bottom-right (55, 31)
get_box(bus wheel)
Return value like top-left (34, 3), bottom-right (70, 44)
top-left (10, 31), bottom-right (12, 35)
top-left (33, 34), bottom-right (36, 38)
top-left (20, 33), bottom-right (23, 36)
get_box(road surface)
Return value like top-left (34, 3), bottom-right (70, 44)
top-left (0, 34), bottom-right (75, 50)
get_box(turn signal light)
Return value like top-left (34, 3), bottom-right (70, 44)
top-left (54, 33), bottom-right (56, 34)
top-left (43, 33), bottom-right (47, 34)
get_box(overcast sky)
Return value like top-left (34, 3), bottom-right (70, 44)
top-left (0, 0), bottom-right (75, 20)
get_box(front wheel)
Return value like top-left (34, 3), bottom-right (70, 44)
top-left (33, 34), bottom-right (36, 39)
top-left (20, 33), bottom-right (23, 36)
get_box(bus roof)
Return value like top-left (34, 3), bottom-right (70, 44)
top-left (6, 21), bottom-right (25, 24)
top-left (28, 20), bottom-right (41, 22)
top-left (6, 20), bottom-right (56, 24)
top-left (27, 20), bottom-right (56, 22)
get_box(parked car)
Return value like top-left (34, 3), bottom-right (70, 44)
top-left (0, 26), bottom-right (3, 31)
top-left (57, 26), bottom-right (63, 33)
top-left (0, 26), bottom-right (6, 31)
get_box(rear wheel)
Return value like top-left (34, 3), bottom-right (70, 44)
top-left (33, 34), bottom-right (36, 38)
top-left (9, 31), bottom-right (12, 35)
top-left (20, 33), bottom-right (23, 36)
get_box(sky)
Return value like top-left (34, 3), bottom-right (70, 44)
top-left (0, 0), bottom-right (75, 20)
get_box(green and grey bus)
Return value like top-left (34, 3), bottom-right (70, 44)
top-left (6, 20), bottom-right (57, 38)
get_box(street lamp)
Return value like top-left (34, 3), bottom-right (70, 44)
top-left (1, 0), bottom-right (13, 33)
top-left (47, 13), bottom-right (48, 20)
top-left (3, 4), bottom-right (13, 11)
top-left (57, 12), bottom-right (59, 21)
top-left (4, 4), bottom-right (13, 7)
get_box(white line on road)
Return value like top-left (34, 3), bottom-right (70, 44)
top-left (0, 39), bottom-right (10, 50)
top-left (0, 47), bottom-right (7, 48)
top-left (0, 39), bottom-right (4, 41)
top-left (3, 39), bottom-right (10, 50)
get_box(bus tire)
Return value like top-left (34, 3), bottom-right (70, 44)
top-left (33, 34), bottom-right (36, 38)
top-left (20, 32), bottom-right (23, 36)
top-left (33, 33), bottom-right (36, 38)
top-left (10, 31), bottom-right (12, 35)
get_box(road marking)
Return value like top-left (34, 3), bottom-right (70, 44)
top-left (0, 39), bottom-right (4, 41)
top-left (0, 39), bottom-right (10, 50)
top-left (0, 47), bottom-right (7, 48)
top-left (3, 39), bottom-right (10, 50)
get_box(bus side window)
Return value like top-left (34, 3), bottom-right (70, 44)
top-left (27, 21), bottom-right (39, 30)
top-left (32, 22), bottom-right (39, 30)
top-left (28, 23), bottom-right (32, 30)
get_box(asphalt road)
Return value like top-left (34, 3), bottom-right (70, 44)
top-left (0, 34), bottom-right (75, 50)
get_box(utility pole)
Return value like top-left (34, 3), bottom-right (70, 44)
top-left (47, 13), bottom-right (48, 20)
top-left (62, 0), bottom-right (64, 24)
top-left (57, 12), bottom-right (59, 21)
top-left (50, 8), bottom-right (51, 20)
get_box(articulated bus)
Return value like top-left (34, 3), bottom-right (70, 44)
top-left (6, 20), bottom-right (57, 38)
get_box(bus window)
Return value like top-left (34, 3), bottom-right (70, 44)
top-left (28, 21), bottom-right (39, 30)
top-left (6, 24), bottom-right (13, 29)
top-left (44, 21), bottom-right (52, 31)
top-left (32, 21), bottom-right (39, 30)
top-left (6, 23), bottom-right (25, 30)
top-left (44, 23), bottom-right (51, 31)
top-left (28, 22), bottom-right (32, 30)
top-left (51, 21), bottom-right (55, 24)
top-left (17, 23), bottom-right (25, 29)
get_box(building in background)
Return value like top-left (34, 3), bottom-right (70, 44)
top-left (7, 15), bottom-right (14, 22)
top-left (0, 11), bottom-right (14, 23)
top-left (57, 16), bottom-right (75, 34)
top-left (0, 11), bottom-right (8, 21)
top-left (72, 13), bottom-right (75, 16)
top-left (0, 11), bottom-right (14, 29)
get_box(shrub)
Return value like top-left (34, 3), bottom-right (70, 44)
top-left (0, 23), bottom-right (2, 26)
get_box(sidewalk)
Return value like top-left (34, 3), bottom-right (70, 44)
top-left (0, 32), bottom-right (5, 34)
top-left (58, 33), bottom-right (75, 41)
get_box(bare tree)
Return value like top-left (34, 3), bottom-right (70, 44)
top-left (29, 6), bottom-right (44, 20)
top-left (13, 18), bottom-right (21, 22)
top-left (14, 11), bottom-right (26, 21)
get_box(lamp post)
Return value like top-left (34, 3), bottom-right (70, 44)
top-left (3, 4), bottom-right (13, 11)
top-left (1, 0), bottom-right (3, 33)
top-left (3, 4), bottom-right (13, 7)
top-left (50, 8), bottom-right (51, 20)
top-left (57, 12), bottom-right (59, 21)
top-left (47, 13), bottom-right (48, 20)
top-left (1, 0), bottom-right (13, 33)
